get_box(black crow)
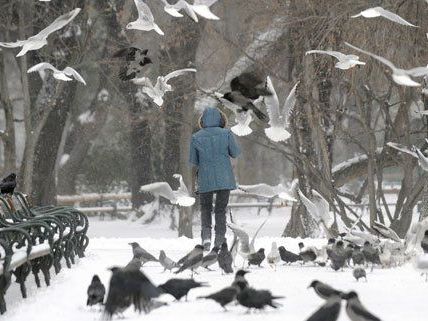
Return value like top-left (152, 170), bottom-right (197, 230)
top-left (230, 72), bottom-right (272, 100)
top-left (198, 286), bottom-right (239, 310)
top-left (353, 267), bottom-right (367, 282)
top-left (128, 242), bottom-right (158, 265)
top-left (201, 247), bottom-right (219, 270)
top-left (308, 280), bottom-right (343, 300)
top-left (0, 173), bottom-right (16, 195)
top-left (421, 230), bottom-right (428, 253)
top-left (298, 242), bottom-right (317, 263)
top-left (159, 250), bottom-right (178, 272)
top-left (112, 47), bottom-right (152, 81)
top-left (343, 291), bottom-right (381, 321)
top-left (362, 241), bottom-right (381, 268)
top-left (345, 244), bottom-right (354, 263)
top-left (218, 242), bottom-right (233, 274)
top-left (104, 266), bottom-right (161, 319)
top-left (231, 270), bottom-right (249, 291)
top-left (223, 91), bottom-right (268, 121)
top-left (278, 246), bottom-right (301, 264)
top-left (158, 278), bottom-right (207, 301)
top-left (86, 275), bottom-right (105, 306)
top-left (174, 245), bottom-right (204, 276)
top-left (352, 245), bottom-right (365, 266)
top-left (305, 295), bottom-right (341, 321)
top-left (247, 248), bottom-right (265, 267)
top-left (327, 241), bottom-right (348, 271)
top-left (236, 286), bottom-right (283, 311)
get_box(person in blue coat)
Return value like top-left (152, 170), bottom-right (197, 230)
top-left (189, 107), bottom-right (241, 251)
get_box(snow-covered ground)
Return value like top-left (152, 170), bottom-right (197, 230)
top-left (5, 208), bottom-right (428, 321)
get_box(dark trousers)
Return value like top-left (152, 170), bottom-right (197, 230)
top-left (200, 189), bottom-right (230, 247)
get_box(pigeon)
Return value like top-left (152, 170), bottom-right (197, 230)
top-left (112, 47), bottom-right (152, 81)
top-left (238, 183), bottom-right (297, 202)
top-left (267, 242), bottom-right (280, 270)
top-left (227, 218), bottom-right (268, 261)
top-left (362, 241), bottom-right (381, 268)
top-left (218, 242), bottom-right (234, 274)
top-left (223, 91), bottom-right (267, 121)
top-left (327, 240), bottom-right (348, 271)
top-left (298, 189), bottom-right (332, 237)
top-left (160, 0), bottom-right (220, 22)
top-left (0, 8), bottom-right (81, 57)
top-left (278, 246), bottom-right (301, 264)
top-left (86, 275), bottom-right (105, 306)
top-left (263, 77), bottom-right (299, 142)
top-left (0, 173), bottom-right (16, 195)
top-left (124, 257), bottom-right (144, 271)
top-left (231, 270), bottom-right (249, 292)
top-left (421, 230), bottom-right (428, 253)
top-left (104, 266), bottom-right (161, 319)
top-left (197, 286), bottom-right (238, 310)
top-left (307, 280), bottom-right (343, 300)
top-left (140, 174), bottom-right (195, 206)
top-left (387, 141), bottom-right (428, 171)
top-left (298, 242), bottom-right (317, 263)
top-left (247, 248), bottom-right (265, 267)
top-left (345, 244), bottom-right (355, 264)
top-left (353, 267), bottom-right (367, 282)
top-left (352, 246), bottom-right (365, 266)
top-left (372, 221), bottom-right (401, 242)
top-left (230, 72), bottom-right (272, 100)
top-left (345, 42), bottom-right (428, 87)
top-left (128, 242), bottom-right (159, 265)
top-left (305, 295), bottom-right (342, 321)
top-left (127, 0), bottom-right (164, 35)
top-left (236, 286), bottom-right (283, 311)
top-left (201, 247), bottom-right (219, 270)
top-left (159, 250), bottom-right (178, 272)
top-left (351, 6), bottom-right (417, 27)
top-left (158, 278), bottom-right (207, 301)
top-left (133, 69), bottom-right (196, 106)
top-left (343, 291), bottom-right (381, 321)
top-left (174, 245), bottom-right (204, 276)
top-left (27, 63), bottom-right (86, 85)
top-left (305, 50), bottom-right (366, 69)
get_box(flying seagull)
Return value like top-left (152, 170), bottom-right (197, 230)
top-left (298, 189), bottom-right (333, 236)
top-left (387, 141), bottom-right (428, 171)
top-left (306, 50), bottom-right (366, 70)
top-left (112, 47), bottom-right (152, 81)
top-left (127, 0), bottom-right (164, 35)
top-left (238, 182), bottom-right (297, 202)
top-left (140, 174), bottom-right (195, 207)
top-left (0, 8), bottom-right (81, 57)
top-left (351, 6), bottom-right (417, 27)
top-left (132, 68), bottom-right (196, 106)
top-left (263, 76), bottom-right (299, 142)
top-left (27, 62), bottom-right (86, 85)
top-left (160, 0), bottom-right (220, 22)
top-left (345, 42), bottom-right (428, 87)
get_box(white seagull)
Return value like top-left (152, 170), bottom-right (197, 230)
top-left (413, 253), bottom-right (428, 281)
top-left (263, 76), bottom-right (299, 142)
top-left (127, 0), bottom-right (164, 35)
top-left (140, 174), bottom-right (195, 207)
top-left (305, 50), bottom-right (366, 70)
top-left (0, 8), bottom-right (81, 57)
top-left (27, 62), bottom-right (86, 85)
top-left (345, 42), bottom-right (428, 87)
top-left (267, 241), bottom-right (280, 270)
top-left (161, 0), bottom-right (220, 22)
top-left (238, 182), bottom-right (297, 202)
top-left (132, 68), bottom-right (196, 106)
top-left (387, 141), bottom-right (428, 171)
top-left (351, 7), bottom-right (417, 27)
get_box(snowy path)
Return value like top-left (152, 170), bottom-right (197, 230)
top-left (5, 212), bottom-right (428, 321)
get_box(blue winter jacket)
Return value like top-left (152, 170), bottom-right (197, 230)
top-left (189, 107), bottom-right (241, 193)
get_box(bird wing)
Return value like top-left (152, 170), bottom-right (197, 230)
top-left (193, 0), bottom-right (218, 6)
top-left (164, 68), bottom-right (197, 83)
top-left (344, 42), bottom-right (395, 70)
top-left (140, 182), bottom-right (176, 202)
top-left (37, 8), bottom-right (81, 39)
top-left (0, 41), bottom-right (26, 48)
top-left (305, 50), bottom-right (346, 61)
top-left (406, 66), bottom-right (428, 77)
top-left (298, 189), bottom-right (320, 222)
top-left (387, 142), bottom-right (418, 158)
top-left (372, 221), bottom-right (401, 242)
top-left (191, 3), bottom-right (220, 20)
top-left (282, 81), bottom-right (299, 124)
top-left (376, 7), bottom-right (417, 27)
top-left (249, 217), bottom-right (268, 253)
top-left (63, 67), bottom-right (86, 85)
top-left (134, 0), bottom-right (155, 22)
top-left (27, 62), bottom-right (58, 73)
top-left (173, 173), bottom-right (190, 196)
top-left (263, 76), bottom-right (281, 127)
top-left (227, 223), bottom-right (250, 253)
top-left (238, 183), bottom-right (276, 198)
top-left (132, 76), bottom-right (154, 88)
top-left (311, 190), bottom-right (331, 225)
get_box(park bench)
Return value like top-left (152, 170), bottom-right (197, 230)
top-left (0, 193), bottom-right (89, 314)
